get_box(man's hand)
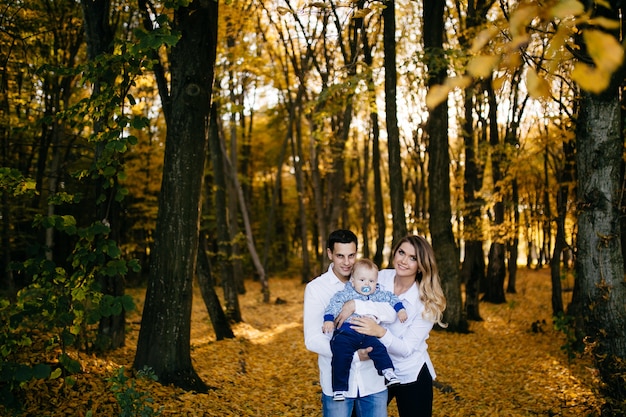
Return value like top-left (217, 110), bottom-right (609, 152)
top-left (335, 300), bottom-right (356, 328)
top-left (357, 346), bottom-right (373, 361)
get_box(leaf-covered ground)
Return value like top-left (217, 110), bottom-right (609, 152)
top-left (6, 268), bottom-right (602, 416)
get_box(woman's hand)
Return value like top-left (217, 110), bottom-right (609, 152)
top-left (349, 316), bottom-right (387, 338)
top-left (335, 300), bottom-right (356, 328)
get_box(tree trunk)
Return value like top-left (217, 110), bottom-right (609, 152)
top-left (549, 136), bottom-right (575, 316)
top-left (362, 25), bottom-right (386, 267)
top-left (460, 84), bottom-right (485, 321)
top-left (383, 0), bottom-right (407, 249)
top-left (575, 87), bottom-right (626, 414)
top-left (424, 0), bottom-right (468, 332)
top-left (80, 0), bottom-right (126, 350)
top-left (197, 232), bottom-right (234, 340)
top-left (133, 0), bottom-right (218, 392)
top-left (209, 100), bottom-right (242, 323)
top-left (483, 81), bottom-right (506, 304)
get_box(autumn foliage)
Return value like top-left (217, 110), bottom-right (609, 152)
top-left (1, 268), bottom-right (602, 416)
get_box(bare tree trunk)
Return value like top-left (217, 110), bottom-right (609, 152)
top-left (361, 23), bottom-right (386, 267)
top-left (197, 232), bottom-right (234, 340)
top-left (575, 86), bottom-right (626, 414)
top-left (424, 0), bottom-right (467, 332)
top-left (81, 0), bottom-right (127, 350)
top-left (460, 84), bottom-right (485, 321)
top-left (383, 0), bottom-right (407, 249)
top-left (209, 101), bottom-right (242, 323)
top-left (483, 81), bottom-right (506, 304)
top-left (134, 0), bottom-right (218, 392)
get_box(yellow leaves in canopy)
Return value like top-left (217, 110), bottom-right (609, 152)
top-left (467, 55), bottom-right (501, 79)
top-left (427, 0), bottom-right (624, 108)
top-left (527, 68), bottom-right (552, 99)
top-left (549, 0), bottom-right (585, 19)
top-left (571, 30), bottom-right (624, 93)
top-left (426, 76), bottom-right (472, 109)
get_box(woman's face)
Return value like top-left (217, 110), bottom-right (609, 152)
top-left (393, 241), bottom-right (419, 279)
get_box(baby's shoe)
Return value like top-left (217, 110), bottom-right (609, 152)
top-left (382, 369), bottom-right (401, 387)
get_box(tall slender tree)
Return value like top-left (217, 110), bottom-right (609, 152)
top-left (383, 0), bottom-right (407, 248)
top-left (424, 0), bottom-right (467, 331)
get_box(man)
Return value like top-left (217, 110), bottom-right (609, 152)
top-left (303, 229), bottom-right (393, 417)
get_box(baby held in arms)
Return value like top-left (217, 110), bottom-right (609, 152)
top-left (323, 258), bottom-right (408, 401)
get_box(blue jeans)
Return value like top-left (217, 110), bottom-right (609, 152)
top-left (322, 390), bottom-right (388, 417)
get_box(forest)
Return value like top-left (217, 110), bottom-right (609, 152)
top-left (1, 0), bottom-right (626, 416)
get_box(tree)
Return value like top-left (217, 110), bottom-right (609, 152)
top-left (133, 0), bottom-right (218, 392)
top-left (424, 0), bottom-right (468, 332)
top-left (80, 0), bottom-right (126, 350)
top-left (383, 0), bottom-right (407, 248)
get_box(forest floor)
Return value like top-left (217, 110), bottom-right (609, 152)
top-left (6, 268), bottom-right (603, 416)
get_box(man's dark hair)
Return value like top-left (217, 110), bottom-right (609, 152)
top-left (327, 229), bottom-right (358, 252)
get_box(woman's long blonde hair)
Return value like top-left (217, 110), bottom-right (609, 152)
top-left (392, 235), bottom-right (447, 327)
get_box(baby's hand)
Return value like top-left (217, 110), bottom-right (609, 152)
top-left (322, 320), bottom-right (336, 334)
top-left (398, 309), bottom-right (408, 323)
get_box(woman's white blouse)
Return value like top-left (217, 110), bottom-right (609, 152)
top-left (355, 268), bottom-right (436, 383)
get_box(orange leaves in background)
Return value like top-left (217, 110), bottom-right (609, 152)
top-left (4, 270), bottom-right (602, 416)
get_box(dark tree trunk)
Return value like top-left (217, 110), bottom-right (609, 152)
top-left (208, 101), bottom-right (242, 323)
top-left (575, 86), bottom-right (626, 414)
top-left (197, 232), bottom-right (234, 340)
top-left (80, 0), bottom-right (126, 350)
top-left (383, 0), bottom-right (407, 249)
top-left (483, 81), bottom-right (506, 304)
top-left (549, 137), bottom-right (575, 316)
top-left (361, 27), bottom-right (386, 267)
top-left (424, 0), bottom-right (468, 332)
top-left (484, 243), bottom-right (506, 303)
top-left (133, 0), bottom-right (218, 392)
top-left (460, 83), bottom-right (485, 321)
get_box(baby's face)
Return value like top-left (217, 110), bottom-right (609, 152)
top-left (351, 268), bottom-right (378, 296)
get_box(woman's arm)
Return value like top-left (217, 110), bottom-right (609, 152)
top-left (350, 315), bottom-right (433, 359)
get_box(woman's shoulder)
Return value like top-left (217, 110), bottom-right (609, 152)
top-left (377, 269), bottom-right (396, 284)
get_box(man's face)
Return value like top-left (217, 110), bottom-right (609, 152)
top-left (327, 242), bottom-right (357, 282)
top-left (350, 268), bottom-right (378, 296)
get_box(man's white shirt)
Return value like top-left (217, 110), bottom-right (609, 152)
top-left (303, 264), bottom-right (394, 397)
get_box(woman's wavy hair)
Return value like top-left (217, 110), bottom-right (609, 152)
top-left (392, 235), bottom-right (447, 327)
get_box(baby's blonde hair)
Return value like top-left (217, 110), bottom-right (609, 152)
top-left (352, 258), bottom-right (379, 276)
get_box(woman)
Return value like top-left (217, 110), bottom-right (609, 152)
top-left (349, 235), bottom-right (447, 417)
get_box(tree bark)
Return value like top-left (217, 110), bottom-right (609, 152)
top-left (133, 0), bottom-right (218, 392)
top-left (209, 100), bottom-right (242, 323)
top-left (424, 0), bottom-right (468, 332)
top-left (197, 232), bottom-right (234, 341)
top-left (575, 87), bottom-right (626, 413)
top-left (80, 0), bottom-right (126, 350)
top-left (483, 81), bottom-right (506, 304)
top-left (383, 0), bottom-right (407, 249)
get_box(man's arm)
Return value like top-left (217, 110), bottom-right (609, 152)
top-left (303, 283), bottom-right (332, 357)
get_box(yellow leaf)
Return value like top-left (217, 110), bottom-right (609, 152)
top-left (526, 69), bottom-right (551, 99)
top-left (571, 62), bottom-right (611, 93)
top-left (492, 74), bottom-right (507, 90)
top-left (352, 8), bottom-right (372, 19)
top-left (445, 76), bottom-right (472, 89)
top-left (426, 84), bottom-right (451, 109)
top-left (509, 3), bottom-right (538, 38)
top-left (470, 26), bottom-right (500, 54)
top-left (550, 0), bottom-right (585, 18)
top-left (276, 6), bottom-right (292, 15)
top-left (467, 55), bottom-right (500, 78)
top-left (584, 29), bottom-right (624, 73)
top-left (587, 17), bottom-right (621, 30)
